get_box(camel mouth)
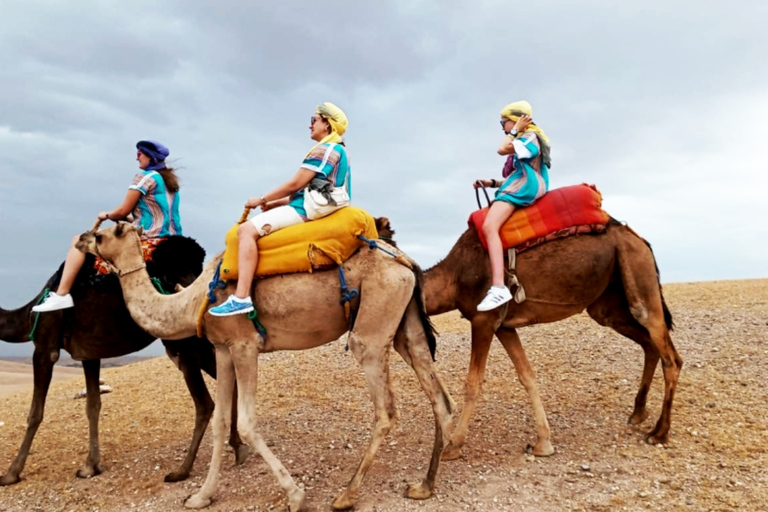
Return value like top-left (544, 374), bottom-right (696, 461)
top-left (75, 232), bottom-right (96, 254)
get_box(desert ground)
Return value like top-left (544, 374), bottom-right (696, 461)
top-left (0, 279), bottom-right (766, 511)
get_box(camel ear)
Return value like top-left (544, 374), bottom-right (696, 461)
top-left (135, 226), bottom-right (143, 237)
top-left (114, 222), bottom-right (124, 237)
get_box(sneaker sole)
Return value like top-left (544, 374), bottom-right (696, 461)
top-left (477, 297), bottom-right (512, 312)
top-left (208, 307), bottom-right (254, 317)
top-left (31, 305), bottom-right (75, 313)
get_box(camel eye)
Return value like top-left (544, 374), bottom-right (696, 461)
top-left (95, 234), bottom-right (102, 243)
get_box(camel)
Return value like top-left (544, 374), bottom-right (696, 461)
top-left (375, 216), bottom-right (682, 460)
top-left (0, 240), bottom-right (248, 487)
top-left (76, 221), bottom-right (456, 511)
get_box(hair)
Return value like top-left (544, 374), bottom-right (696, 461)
top-left (156, 166), bottom-right (180, 192)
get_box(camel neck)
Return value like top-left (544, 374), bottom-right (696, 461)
top-left (0, 298), bottom-right (37, 343)
top-left (115, 258), bottom-right (218, 340)
top-left (424, 261), bottom-right (459, 315)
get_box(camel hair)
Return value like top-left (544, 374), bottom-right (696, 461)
top-left (0, 235), bottom-right (248, 486)
top-left (77, 220), bottom-right (456, 511)
top-left (374, 216), bottom-right (682, 460)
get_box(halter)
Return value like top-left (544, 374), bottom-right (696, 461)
top-left (92, 230), bottom-right (147, 278)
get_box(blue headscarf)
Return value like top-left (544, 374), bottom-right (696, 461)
top-left (136, 140), bottom-right (170, 171)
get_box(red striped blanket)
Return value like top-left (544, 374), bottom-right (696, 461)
top-left (469, 184), bottom-right (610, 251)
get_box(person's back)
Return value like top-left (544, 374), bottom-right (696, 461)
top-left (130, 167), bottom-right (183, 238)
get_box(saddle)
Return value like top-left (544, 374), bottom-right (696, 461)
top-left (469, 183), bottom-right (610, 303)
top-left (220, 206), bottom-right (379, 280)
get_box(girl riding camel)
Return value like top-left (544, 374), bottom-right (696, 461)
top-left (33, 140), bottom-right (182, 312)
top-left (209, 102), bottom-right (350, 316)
top-left (474, 100), bottom-right (551, 312)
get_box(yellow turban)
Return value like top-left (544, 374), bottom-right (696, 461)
top-left (500, 100), bottom-right (551, 167)
top-left (317, 101), bottom-right (348, 138)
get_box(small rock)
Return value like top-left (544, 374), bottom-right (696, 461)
top-left (580, 464), bottom-right (590, 471)
top-left (525, 455), bottom-right (535, 462)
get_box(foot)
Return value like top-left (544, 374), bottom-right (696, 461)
top-left (32, 292), bottom-right (74, 312)
top-left (208, 295), bottom-right (254, 317)
top-left (477, 285), bottom-right (512, 311)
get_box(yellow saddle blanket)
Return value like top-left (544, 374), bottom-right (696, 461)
top-left (221, 206), bottom-right (379, 280)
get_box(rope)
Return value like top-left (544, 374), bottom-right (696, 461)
top-left (337, 266), bottom-right (359, 351)
top-left (356, 235), bottom-right (412, 269)
top-left (28, 287), bottom-right (50, 341)
top-left (197, 260), bottom-right (227, 338)
top-left (151, 277), bottom-right (170, 295)
top-left (247, 309), bottom-right (267, 339)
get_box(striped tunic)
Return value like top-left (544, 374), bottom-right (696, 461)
top-left (494, 132), bottom-right (550, 207)
top-left (129, 171), bottom-right (183, 238)
top-left (289, 142), bottom-right (351, 218)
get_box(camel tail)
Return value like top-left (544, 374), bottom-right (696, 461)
top-left (408, 258), bottom-right (438, 361)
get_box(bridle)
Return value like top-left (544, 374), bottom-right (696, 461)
top-left (90, 218), bottom-right (146, 278)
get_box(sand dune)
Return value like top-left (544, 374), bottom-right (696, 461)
top-left (0, 360), bottom-right (82, 398)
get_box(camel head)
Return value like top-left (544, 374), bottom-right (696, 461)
top-left (76, 222), bottom-right (144, 272)
top-left (374, 217), bottom-right (397, 247)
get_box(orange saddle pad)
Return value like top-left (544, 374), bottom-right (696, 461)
top-left (221, 206), bottom-right (379, 279)
top-left (469, 183), bottom-right (610, 250)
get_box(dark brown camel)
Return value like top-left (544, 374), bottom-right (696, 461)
top-left (0, 240), bottom-right (249, 486)
top-left (375, 216), bottom-right (682, 459)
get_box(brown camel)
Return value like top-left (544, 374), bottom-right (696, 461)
top-left (77, 221), bottom-right (455, 511)
top-left (0, 240), bottom-right (248, 486)
top-left (375, 216), bottom-right (681, 460)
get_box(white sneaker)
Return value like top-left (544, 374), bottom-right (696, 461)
top-left (31, 292), bottom-right (74, 312)
top-left (477, 286), bottom-right (512, 312)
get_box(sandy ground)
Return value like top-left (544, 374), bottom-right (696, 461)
top-left (0, 279), bottom-right (766, 511)
top-left (0, 361), bottom-right (82, 399)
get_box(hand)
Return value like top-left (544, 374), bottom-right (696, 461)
top-left (98, 211), bottom-right (110, 220)
top-left (473, 179), bottom-right (493, 189)
top-left (512, 114), bottom-right (532, 134)
top-left (245, 197), bottom-right (263, 209)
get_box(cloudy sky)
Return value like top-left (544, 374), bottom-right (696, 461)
top-left (2, 1), bottom-right (767, 356)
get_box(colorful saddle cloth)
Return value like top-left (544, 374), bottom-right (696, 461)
top-left (93, 237), bottom-right (167, 275)
top-left (221, 206), bottom-right (379, 280)
top-left (469, 183), bottom-right (610, 252)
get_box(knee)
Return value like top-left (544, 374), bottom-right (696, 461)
top-left (70, 234), bottom-right (81, 246)
top-left (237, 222), bottom-right (259, 239)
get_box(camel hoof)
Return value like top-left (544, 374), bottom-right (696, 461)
top-left (527, 440), bottom-right (555, 457)
top-left (184, 493), bottom-right (212, 509)
top-left (234, 444), bottom-right (251, 466)
top-left (644, 432), bottom-right (668, 446)
top-left (76, 463), bottom-right (103, 479)
top-left (287, 487), bottom-right (306, 512)
top-left (0, 473), bottom-right (21, 486)
top-left (627, 409), bottom-right (649, 425)
top-left (164, 470), bottom-right (190, 483)
top-left (405, 481), bottom-right (432, 500)
top-left (331, 489), bottom-right (357, 510)
top-left (441, 444), bottom-right (463, 461)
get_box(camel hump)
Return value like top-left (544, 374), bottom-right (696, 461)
top-left (147, 236), bottom-right (207, 287)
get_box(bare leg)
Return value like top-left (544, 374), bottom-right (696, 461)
top-left (495, 327), bottom-right (554, 456)
top-left (0, 348), bottom-right (55, 486)
top-left (332, 332), bottom-right (397, 510)
top-left (230, 339), bottom-right (305, 512)
top-left (442, 316), bottom-right (496, 460)
top-left (185, 346), bottom-right (235, 510)
top-left (56, 235), bottom-right (87, 295)
top-left (481, 201), bottom-right (515, 286)
top-left (235, 222), bottom-right (261, 299)
top-left (76, 359), bottom-right (103, 478)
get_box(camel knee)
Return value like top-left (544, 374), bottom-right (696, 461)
top-left (26, 409), bottom-right (44, 428)
top-left (629, 303), bottom-right (649, 326)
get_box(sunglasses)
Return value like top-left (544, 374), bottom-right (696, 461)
top-left (310, 115), bottom-right (327, 126)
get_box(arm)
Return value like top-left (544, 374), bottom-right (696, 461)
top-left (497, 115), bottom-right (533, 155)
top-left (245, 168), bottom-right (316, 209)
top-left (98, 190), bottom-right (141, 220)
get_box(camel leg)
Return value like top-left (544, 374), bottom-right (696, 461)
top-left (185, 346), bottom-right (235, 510)
top-left (0, 348), bottom-right (55, 486)
top-left (587, 287), bottom-right (680, 443)
top-left (332, 332), bottom-right (397, 511)
top-left (197, 343), bottom-right (250, 465)
top-left (392, 301), bottom-right (455, 500)
top-left (495, 327), bottom-right (554, 456)
top-left (164, 352), bottom-right (215, 483)
top-left (229, 340), bottom-right (305, 512)
top-left (442, 317), bottom-right (495, 461)
top-left (76, 359), bottom-right (104, 478)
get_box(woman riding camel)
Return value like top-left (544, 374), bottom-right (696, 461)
top-left (474, 100), bottom-right (552, 312)
top-left (33, 140), bottom-right (182, 312)
top-left (209, 102), bottom-right (350, 317)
